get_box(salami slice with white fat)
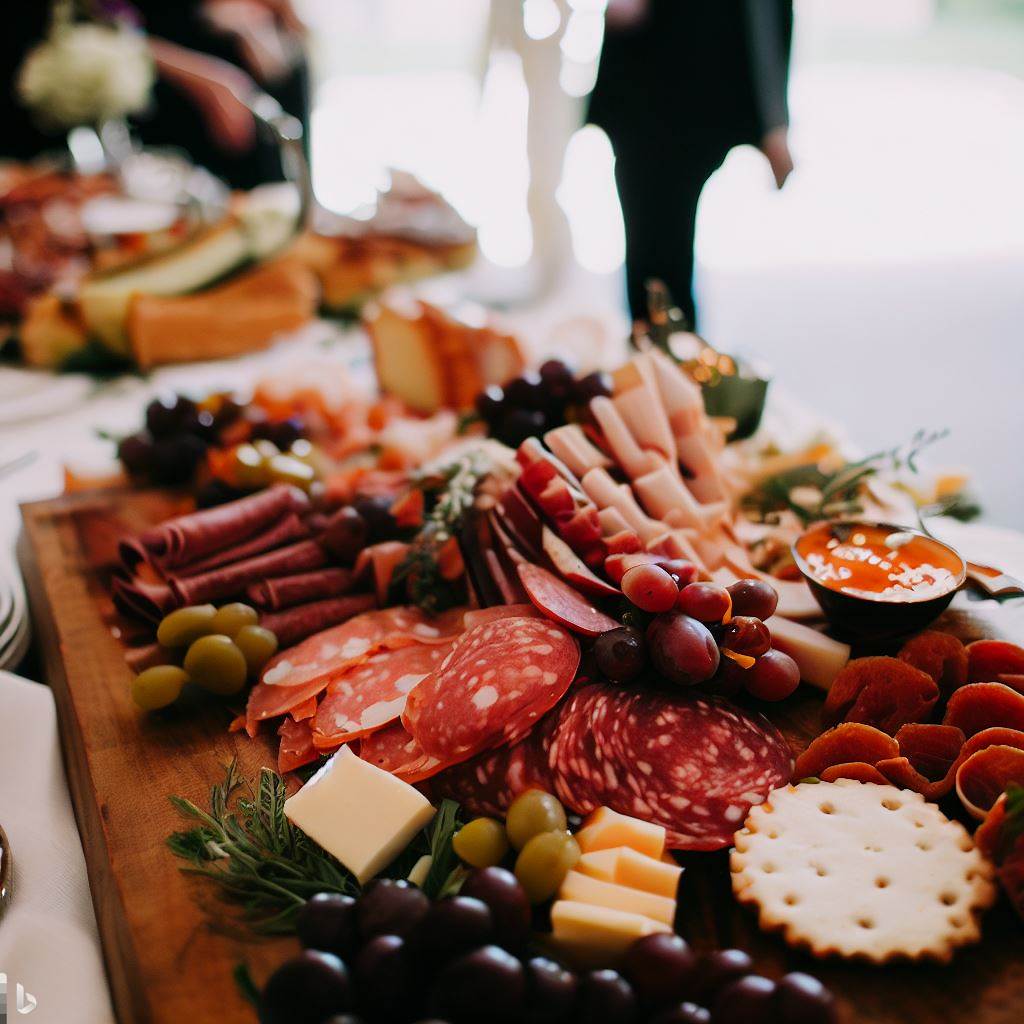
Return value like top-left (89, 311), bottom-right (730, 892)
top-left (403, 616), bottom-right (580, 763)
top-left (311, 639), bottom-right (457, 749)
top-left (517, 563), bottom-right (619, 637)
top-left (549, 683), bottom-right (793, 851)
top-left (358, 720), bottom-right (450, 784)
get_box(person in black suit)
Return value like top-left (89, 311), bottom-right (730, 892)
top-left (589, 0), bottom-right (794, 327)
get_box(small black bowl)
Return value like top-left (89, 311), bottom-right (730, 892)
top-left (792, 520), bottom-right (967, 641)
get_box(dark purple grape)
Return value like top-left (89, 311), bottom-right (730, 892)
top-left (150, 434), bottom-right (206, 486)
top-left (475, 385), bottom-right (506, 424)
top-left (539, 360), bottom-right (575, 404)
top-left (459, 867), bottom-right (531, 952)
top-left (356, 879), bottom-right (429, 940)
top-left (352, 494), bottom-right (397, 543)
top-left (429, 945), bottom-right (525, 1023)
top-left (259, 950), bottom-right (351, 1024)
top-left (712, 975), bottom-right (776, 1024)
top-left (719, 616), bottom-right (771, 658)
top-left (253, 415), bottom-right (305, 450)
top-left (704, 656), bottom-right (747, 698)
top-left (622, 933), bottom-right (698, 1009)
top-left (190, 408), bottom-right (218, 440)
top-left (574, 969), bottom-right (637, 1024)
top-left (572, 371), bottom-right (612, 403)
top-left (594, 626), bottom-right (646, 682)
top-left (322, 1016), bottom-right (365, 1024)
top-left (774, 972), bottom-right (838, 1024)
top-left (194, 478), bottom-right (247, 509)
top-left (646, 612), bottom-right (720, 686)
top-left (504, 372), bottom-right (546, 410)
top-left (145, 394), bottom-right (195, 438)
top-left (296, 893), bottom-right (358, 960)
top-left (649, 1004), bottom-right (711, 1024)
top-left (353, 935), bottom-right (415, 1023)
top-left (407, 896), bottom-right (493, 969)
top-left (744, 649), bottom-right (801, 702)
top-left (117, 433), bottom-right (152, 477)
top-left (210, 394), bottom-right (243, 430)
top-left (497, 407), bottom-right (547, 448)
top-left (523, 956), bottom-right (577, 1023)
top-left (321, 507), bottom-right (369, 563)
top-left (726, 579), bottom-right (778, 620)
top-left (691, 950), bottom-right (753, 1004)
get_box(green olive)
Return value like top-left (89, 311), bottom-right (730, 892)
top-left (183, 634), bottom-right (248, 695)
top-left (514, 830), bottom-right (581, 904)
top-left (156, 604), bottom-right (217, 648)
top-left (267, 453), bottom-right (315, 489)
top-left (505, 789), bottom-right (568, 851)
top-left (452, 817), bottom-right (510, 868)
top-left (234, 444), bottom-right (271, 489)
top-left (234, 624), bottom-right (279, 676)
top-left (252, 439), bottom-right (281, 461)
top-left (211, 602), bottom-right (259, 637)
top-left (131, 665), bottom-right (189, 711)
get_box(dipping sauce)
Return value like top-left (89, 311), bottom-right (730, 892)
top-left (794, 522), bottom-right (965, 603)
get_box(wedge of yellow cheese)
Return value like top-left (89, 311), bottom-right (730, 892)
top-left (577, 847), bottom-right (682, 900)
top-left (284, 746), bottom-right (436, 883)
top-left (560, 871), bottom-right (676, 927)
top-left (575, 807), bottom-right (666, 859)
top-left (550, 900), bottom-right (670, 966)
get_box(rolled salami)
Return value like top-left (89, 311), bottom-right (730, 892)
top-left (259, 593), bottom-right (376, 647)
top-left (247, 567), bottom-right (355, 611)
top-left (176, 513), bottom-right (310, 578)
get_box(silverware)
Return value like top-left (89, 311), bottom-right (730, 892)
top-left (917, 511), bottom-right (1024, 599)
top-left (0, 823), bottom-right (11, 919)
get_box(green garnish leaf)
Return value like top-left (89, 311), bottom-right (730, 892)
top-left (232, 962), bottom-right (261, 1008)
top-left (997, 783), bottom-right (1024, 863)
top-left (421, 799), bottom-right (463, 899)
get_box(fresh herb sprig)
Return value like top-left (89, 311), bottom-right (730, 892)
top-left (743, 429), bottom-right (952, 525)
top-left (168, 763), bottom-right (464, 935)
top-left (996, 784), bottom-right (1024, 864)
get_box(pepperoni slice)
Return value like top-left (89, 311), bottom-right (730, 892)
top-left (966, 639), bottom-right (1024, 683)
top-left (549, 683), bottom-right (793, 851)
top-left (943, 682), bottom-right (1024, 737)
top-left (462, 604), bottom-right (542, 630)
top-left (898, 631), bottom-right (967, 693)
top-left (358, 721), bottom-right (449, 784)
top-left (892, 723), bottom-right (965, 780)
top-left (824, 656), bottom-right (939, 734)
top-left (278, 717), bottom-right (318, 774)
top-left (244, 607), bottom-right (461, 735)
top-left (517, 563), bottom-right (619, 637)
top-left (261, 593), bottom-right (377, 648)
top-left (403, 617), bottom-right (579, 762)
top-left (956, 745), bottom-right (1024, 819)
top-left (792, 723), bottom-right (898, 780)
top-left (820, 762), bottom-right (890, 785)
top-left (312, 640), bottom-right (456, 749)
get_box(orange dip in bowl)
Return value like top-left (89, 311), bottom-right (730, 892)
top-left (794, 522), bottom-right (966, 604)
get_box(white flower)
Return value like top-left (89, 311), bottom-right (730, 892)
top-left (17, 23), bottom-right (154, 129)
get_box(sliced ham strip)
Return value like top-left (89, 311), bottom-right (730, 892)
top-left (259, 592), bottom-right (376, 648)
top-left (120, 485), bottom-right (308, 570)
top-left (248, 567), bottom-right (355, 611)
top-left (170, 539), bottom-right (328, 607)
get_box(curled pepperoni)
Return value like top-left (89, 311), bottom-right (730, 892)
top-left (975, 792), bottom-right (1011, 860)
top-left (823, 656), bottom-right (939, 734)
top-left (358, 720), bottom-right (449, 784)
top-left (517, 563), bottom-right (619, 638)
top-left (966, 639), bottom-right (1024, 684)
top-left (898, 631), bottom-right (967, 694)
top-left (892, 723), bottom-right (965, 780)
top-left (942, 682), bottom-right (1024, 737)
top-left (820, 762), bottom-right (890, 785)
top-left (792, 723), bottom-right (898, 780)
top-left (278, 717), bottom-right (318, 774)
top-left (956, 745), bottom-right (1024, 819)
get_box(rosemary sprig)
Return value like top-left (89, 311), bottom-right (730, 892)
top-left (168, 764), bottom-right (464, 934)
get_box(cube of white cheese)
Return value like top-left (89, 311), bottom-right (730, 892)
top-left (284, 746), bottom-right (436, 883)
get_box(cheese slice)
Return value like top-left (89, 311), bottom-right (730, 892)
top-left (577, 846), bottom-right (683, 899)
top-left (284, 746), bottom-right (436, 883)
top-left (575, 807), bottom-right (666, 859)
top-left (765, 614), bottom-right (851, 691)
top-left (550, 900), bottom-right (669, 965)
top-left (560, 871), bottom-right (676, 926)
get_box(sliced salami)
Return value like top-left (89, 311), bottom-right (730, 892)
top-left (248, 567), bottom-right (355, 611)
top-left (120, 485), bottom-right (308, 570)
top-left (548, 683), bottom-right (792, 851)
top-left (517, 563), bottom-right (619, 637)
top-left (179, 513), bottom-right (310, 578)
top-left (358, 720), bottom-right (449, 784)
top-left (312, 639), bottom-right (456, 749)
top-left (278, 717), bottom-right (319, 774)
top-left (462, 604), bottom-right (541, 630)
top-left (259, 593), bottom-right (376, 647)
top-left (403, 616), bottom-right (580, 763)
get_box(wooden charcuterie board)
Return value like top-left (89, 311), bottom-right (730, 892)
top-left (17, 488), bottom-right (1024, 1024)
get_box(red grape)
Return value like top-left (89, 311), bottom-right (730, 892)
top-left (594, 626), bottom-right (647, 682)
top-left (676, 582), bottom-right (732, 624)
top-left (691, 949), bottom-right (753, 1003)
top-left (622, 564), bottom-right (680, 613)
top-left (704, 656), bottom-right (748, 698)
top-left (646, 613), bottom-right (720, 686)
top-left (713, 975), bottom-right (777, 1024)
top-left (321, 507), bottom-right (368, 563)
top-left (774, 972), bottom-right (838, 1024)
top-left (623, 933), bottom-right (698, 1008)
top-left (657, 559), bottom-right (699, 588)
top-left (575, 969), bottom-right (637, 1024)
top-left (720, 616), bottom-right (771, 658)
top-left (726, 579), bottom-right (778, 620)
top-left (260, 951), bottom-right (351, 1024)
top-left (743, 649), bottom-right (801, 701)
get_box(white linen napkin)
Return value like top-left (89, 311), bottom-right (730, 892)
top-left (0, 671), bottom-right (114, 1024)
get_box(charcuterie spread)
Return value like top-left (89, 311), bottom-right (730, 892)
top-left (20, 288), bottom-right (1022, 1024)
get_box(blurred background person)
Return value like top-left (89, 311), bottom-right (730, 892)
top-left (589, 0), bottom-right (794, 327)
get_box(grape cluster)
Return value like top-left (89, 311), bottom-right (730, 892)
top-left (595, 575), bottom-right (801, 702)
top-left (475, 360), bottom-right (612, 449)
top-left (117, 393), bottom-right (242, 487)
top-left (260, 880), bottom-right (837, 1024)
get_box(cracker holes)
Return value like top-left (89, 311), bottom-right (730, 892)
top-left (882, 798), bottom-right (902, 811)
top-left (784, 893), bottom-right (800, 906)
top-left (865, 844), bottom-right (883, 853)
top-left (819, 802), bottom-right (835, 815)
top-left (917, 839), bottom-right (933, 852)
top-left (875, 877), bottom-right (890, 889)
top-left (814, 865), bottom-right (828, 877)
top-left (856, 917), bottom-right (875, 930)
top-left (940, 892), bottom-right (957, 906)
top-left (949, 915), bottom-right (965, 929)
top-left (762, 863), bottom-right (777, 874)
top-left (768, 830), bottom-right (779, 839)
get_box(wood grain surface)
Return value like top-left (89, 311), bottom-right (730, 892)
top-left (17, 488), bottom-right (1024, 1024)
